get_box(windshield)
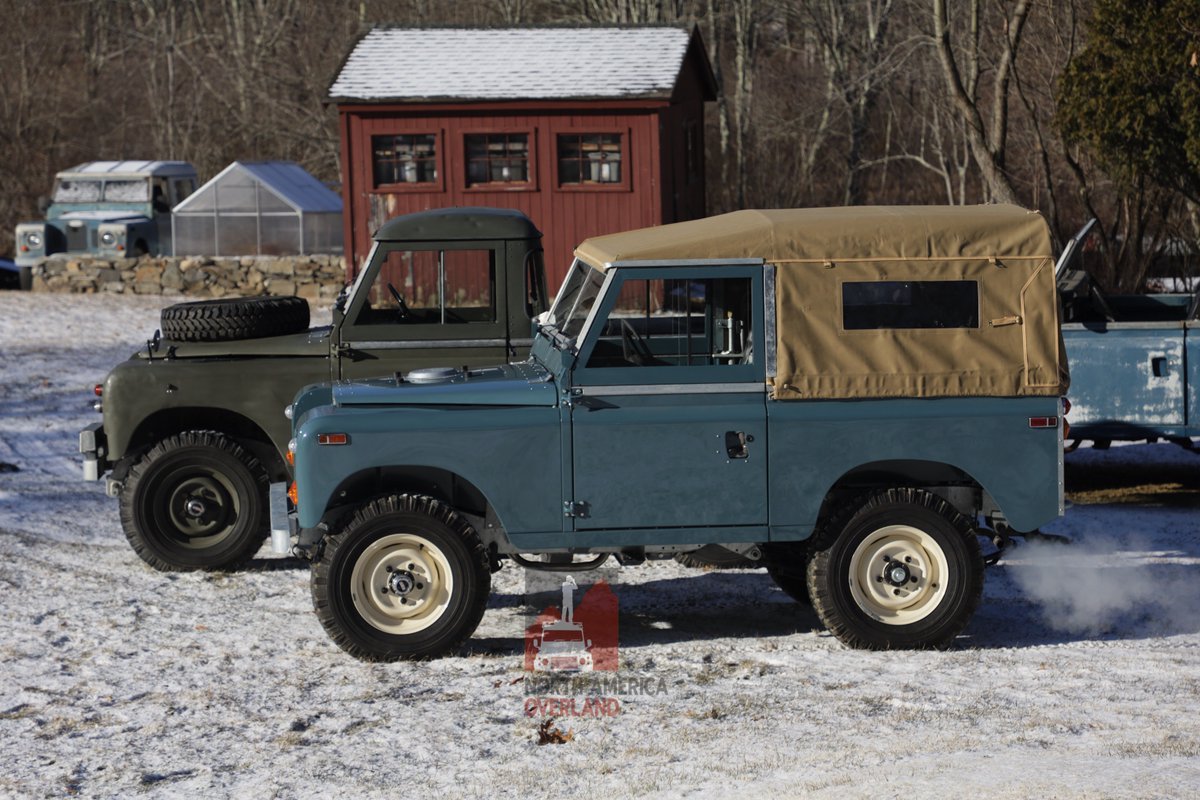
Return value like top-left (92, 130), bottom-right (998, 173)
top-left (546, 260), bottom-right (606, 338)
top-left (103, 179), bottom-right (150, 202)
top-left (52, 178), bottom-right (151, 203)
top-left (53, 179), bottom-right (102, 203)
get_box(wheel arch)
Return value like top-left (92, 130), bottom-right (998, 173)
top-left (314, 465), bottom-right (505, 547)
top-left (121, 407), bottom-right (286, 482)
top-left (814, 459), bottom-right (985, 530)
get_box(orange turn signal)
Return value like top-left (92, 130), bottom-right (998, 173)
top-left (287, 482), bottom-right (298, 506)
top-left (285, 449), bottom-right (295, 466)
top-left (317, 433), bottom-right (349, 446)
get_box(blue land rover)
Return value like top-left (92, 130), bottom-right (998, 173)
top-left (286, 205), bottom-right (1069, 660)
top-left (15, 160), bottom-right (197, 266)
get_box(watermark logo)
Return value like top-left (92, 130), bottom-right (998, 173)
top-left (524, 574), bottom-right (618, 672)
top-left (521, 569), bottom-right (667, 720)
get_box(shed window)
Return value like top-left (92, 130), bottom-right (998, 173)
top-left (372, 134), bottom-right (438, 186)
top-left (842, 280), bottom-right (979, 330)
top-left (558, 133), bottom-right (622, 185)
top-left (466, 133), bottom-right (529, 186)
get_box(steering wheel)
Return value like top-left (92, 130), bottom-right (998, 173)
top-left (386, 282), bottom-right (411, 320)
top-left (620, 319), bottom-right (655, 366)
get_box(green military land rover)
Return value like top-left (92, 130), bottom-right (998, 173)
top-left (80, 207), bottom-right (548, 571)
top-left (286, 205), bottom-right (1070, 659)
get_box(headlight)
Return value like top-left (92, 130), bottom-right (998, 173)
top-left (99, 231), bottom-right (116, 247)
top-left (25, 231), bottom-right (42, 249)
top-left (284, 404), bottom-right (294, 420)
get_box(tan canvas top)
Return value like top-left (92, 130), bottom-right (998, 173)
top-left (575, 205), bottom-right (1069, 400)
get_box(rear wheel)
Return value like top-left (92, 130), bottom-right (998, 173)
top-left (119, 432), bottom-right (269, 571)
top-left (311, 495), bottom-right (490, 661)
top-left (807, 488), bottom-right (982, 649)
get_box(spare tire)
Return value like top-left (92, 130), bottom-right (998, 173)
top-left (160, 296), bottom-right (310, 342)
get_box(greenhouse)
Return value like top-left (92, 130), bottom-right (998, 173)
top-left (172, 161), bottom-right (343, 256)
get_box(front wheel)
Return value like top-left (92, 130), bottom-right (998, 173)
top-left (311, 495), bottom-right (490, 661)
top-left (119, 431), bottom-right (269, 571)
top-left (807, 488), bottom-right (983, 650)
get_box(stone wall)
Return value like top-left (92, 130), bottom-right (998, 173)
top-left (29, 254), bottom-right (347, 301)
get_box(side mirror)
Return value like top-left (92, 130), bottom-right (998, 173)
top-left (36, 195), bottom-right (50, 215)
top-left (531, 638), bottom-right (540, 650)
top-left (586, 639), bottom-right (592, 648)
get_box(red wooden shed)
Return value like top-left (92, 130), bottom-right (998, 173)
top-left (329, 25), bottom-right (717, 285)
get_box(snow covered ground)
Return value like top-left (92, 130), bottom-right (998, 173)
top-left (1, 292), bottom-right (1198, 799)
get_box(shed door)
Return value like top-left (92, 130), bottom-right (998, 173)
top-left (567, 268), bottom-right (767, 531)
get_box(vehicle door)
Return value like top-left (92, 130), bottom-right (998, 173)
top-left (567, 265), bottom-right (768, 531)
top-left (337, 242), bottom-right (511, 379)
top-left (1063, 321), bottom-right (1188, 431)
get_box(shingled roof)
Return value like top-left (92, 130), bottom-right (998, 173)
top-left (329, 26), bottom-right (710, 102)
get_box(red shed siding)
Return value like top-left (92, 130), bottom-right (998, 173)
top-left (338, 45), bottom-right (713, 289)
top-left (340, 103), bottom-right (673, 287)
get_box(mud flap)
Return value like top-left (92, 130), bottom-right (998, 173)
top-left (269, 483), bottom-right (291, 554)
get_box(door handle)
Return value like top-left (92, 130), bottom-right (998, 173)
top-left (1151, 356), bottom-right (1168, 377)
top-left (725, 431), bottom-right (749, 459)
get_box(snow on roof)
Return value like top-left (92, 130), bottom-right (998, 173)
top-left (60, 161), bottom-right (197, 178)
top-left (329, 26), bottom-right (693, 102)
top-left (175, 161), bottom-right (342, 215)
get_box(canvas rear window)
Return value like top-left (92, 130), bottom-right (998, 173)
top-left (842, 280), bottom-right (979, 330)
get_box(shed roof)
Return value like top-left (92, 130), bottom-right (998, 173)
top-left (174, 161), bottom-right (342, 215)
top-left (59, 161), bottom-right (196, 178)
top-left (574, 205), bottom-right (1055, 268)
top-left (329, 26), bottom-right (712, 102)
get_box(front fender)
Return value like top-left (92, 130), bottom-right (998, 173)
top-left (103, 354), bottom-right (331, 464)
top-left (293, 404), bottom-right (563, 536)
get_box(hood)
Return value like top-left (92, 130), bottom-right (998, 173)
top-left (138, 326), bottom-right (332, 359)
top-left (333, 361), bottom-right (557, 407)
top-left (53, 209), bottom-right (150, 224)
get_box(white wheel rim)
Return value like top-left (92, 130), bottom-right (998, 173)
top-left (350, 533), bottom-right (454, 635)
top-left (848, 524), bottom-right (949, 625)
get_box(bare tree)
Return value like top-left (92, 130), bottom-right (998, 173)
top-left (930, 0), bottom-right (1027, 204)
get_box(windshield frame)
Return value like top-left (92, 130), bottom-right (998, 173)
top-left (543, 259), bottom-right (612, 345)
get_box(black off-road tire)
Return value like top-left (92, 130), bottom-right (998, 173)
top-left (119, 431), bottom-right (270, 571)
top-left (311, 494), bottom-right (491, 661)
top-left (765, 542), bottom-right (811, 605)
top-left (674, 544), bottom-right (754, 569)
top-left (160, 296), bottom-right (309, 342)
top-left (806, 488), bottom-right (983, 650)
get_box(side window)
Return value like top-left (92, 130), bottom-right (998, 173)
top-left (525, 249), bottom-right (549, 318)
top-left (584, 276), bottom-right (753, 368)
top-left (466, 133), bottom-right (531, 187)
top-left (842, 280), bottom-right (979, 330)
top-left (353, 249), bottom-right (496, 326)
top-left (372, 134), bottom-right (439, 186)
top-left (557, 133), bottom-right (623, 185)
top-left (172, 179), bottom-right (195, 205)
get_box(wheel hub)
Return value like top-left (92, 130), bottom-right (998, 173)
top-left (387, 569), bottom-right (416, 596)
top-left (884, 561), bottom-right (911, 586)
top-left (184, 498), bottom-right (207, 518)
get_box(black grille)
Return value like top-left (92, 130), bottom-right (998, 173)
top-left (65, 224), bottom-right (90, 251)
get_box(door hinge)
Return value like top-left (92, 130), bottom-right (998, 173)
top-left (563, 500), bottom-right (590, 518)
